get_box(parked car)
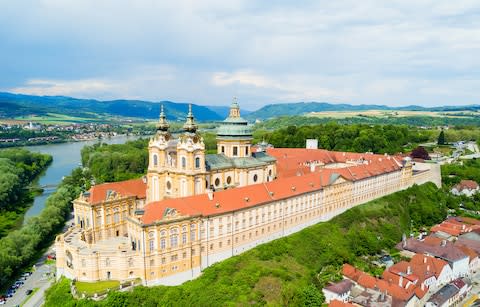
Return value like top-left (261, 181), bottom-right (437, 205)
top-left (25, 289), bottom-right (33, 296)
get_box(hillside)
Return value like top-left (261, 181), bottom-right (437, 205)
top-left (44, 183), bottom-right (448, 306)
top-left (246, 101), bottom-right (480, 120)
top-left (0, 92), bottom-right (222, 122)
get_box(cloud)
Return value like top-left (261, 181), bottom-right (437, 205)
top-left (9, 79), bottom-right (117, 97)
top-left (1, 1), bottom-right (480, 107)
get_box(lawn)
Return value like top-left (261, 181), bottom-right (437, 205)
top-left (75, 280), bottom-right (120, 295)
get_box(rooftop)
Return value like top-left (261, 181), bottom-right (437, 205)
top-left (80, 178), bottom-right (147, 205)
top-left (397, 235), bottom-right (468, 263)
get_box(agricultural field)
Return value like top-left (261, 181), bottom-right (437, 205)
top-left (307, 110), bottom-right (480, 119)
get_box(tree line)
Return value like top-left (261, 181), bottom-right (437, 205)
top-left (255, 123), bottom-right (432, 154)
top-left (0, 148), bottom-right (52, 210)
top-left (0, 167), bottom-right (84, 288)
top-left (81, 139), bottom-right (149, 184)
top-left (255, 115), bottom-right (480, 129)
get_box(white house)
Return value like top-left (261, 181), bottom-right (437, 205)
top-left (323, 279), bottom-right (354, 303)
top-left (451, 180), bottom-right (479, 197)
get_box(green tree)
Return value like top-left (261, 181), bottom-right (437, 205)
top-left (438, 129), bottom-right (446, 145)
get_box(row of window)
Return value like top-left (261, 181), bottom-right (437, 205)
top-left (220, 145), bottom-right (249, 156)
top-left (152, 154), bottom-right (202, 169)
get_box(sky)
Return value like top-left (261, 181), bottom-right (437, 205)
top-left (1, 1), bottom-right (480, 110)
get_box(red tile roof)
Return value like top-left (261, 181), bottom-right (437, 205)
top-left (266, 148), bottom-right (402, 180)
top-left (328, 300), bottom-right (356, 307)
top-left (431, 217), bottom-right (475, 236)
top-left (342, 263), bottom-right (426, 302)
top-left (84, 178), bottom-right (147, 204)
top-left (455, 180), bottom-right (479, 191)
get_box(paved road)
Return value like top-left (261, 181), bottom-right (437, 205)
top-left (4, 259), bottom-right (54, 307)
top-left (4, 216), bottom-right (73, 307)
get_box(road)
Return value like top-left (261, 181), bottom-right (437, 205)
top-left (4, 216), bottom-right (74, 307)
top-left (4, 256), bottom-right (54, 307)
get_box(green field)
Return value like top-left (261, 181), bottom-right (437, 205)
top-left (307, 109), bottom-right (480, 119)
top-left (14, 112), bottom-right (104, 124)
top-left (75, 280), bottom-right (120, 296)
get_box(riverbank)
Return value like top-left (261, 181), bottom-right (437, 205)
top-left (0, 187), bottom-right (43, 238)
top-left (0, 149), bottom-right (52, 239)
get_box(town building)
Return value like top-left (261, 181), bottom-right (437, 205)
top-left (55, 101), bottom-right (442, 286)
top-left (425, 278), bottom-right (471, 307)
top-left (397, 236), bottom-right (469, 279)
top-left (323, 279), bottom-right (354, 303)
top-left (451, 180), bottom-right (479, 197)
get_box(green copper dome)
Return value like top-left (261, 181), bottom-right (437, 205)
top-left (217, 98), bottom-right (252, 139)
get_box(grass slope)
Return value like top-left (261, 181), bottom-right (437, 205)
top-left (44, 183), bottom-right (447, 306)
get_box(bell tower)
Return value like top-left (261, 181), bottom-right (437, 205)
top-left (147, 105), bottom-right (175, 203)
top-left (147, 105), bottom-right (207, 202)
top-left (175, 104), bottom-right (206, 197)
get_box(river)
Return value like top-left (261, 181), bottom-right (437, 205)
top-left (22, 135), bottom-right (144, 223)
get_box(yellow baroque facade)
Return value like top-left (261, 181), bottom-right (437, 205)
top-left (55, 102), bottom-right (441, 286)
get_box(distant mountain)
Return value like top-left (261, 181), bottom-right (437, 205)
top-left (205, 105), bottom-right (252, 118)
top-left (246, 101), bottom-right (480, 120)
top-left (0, 92), bottom-right (222, 121)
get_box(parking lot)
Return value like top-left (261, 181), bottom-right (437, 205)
top-left (2, 253), bottom-right (55, 307)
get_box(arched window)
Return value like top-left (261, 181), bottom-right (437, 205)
top-left (190, 224), bottom-right (196, 242)
top-left (113, 208), bottom-right (120, 223)
top-left (253, 174), bottom-right (258, 182)
top-left (221, 146), bottom-right (225, 154)
top-left (195, 157), bottom-right (200, 169)
top-left (170, 228), bottom-right (178, 248)
top-left (66, 250), bottom-right (73, 269)
top-left (153, 154), bottom-right (158, 166)
top-left (181, 157), bottom-right (186, 169)
top-left (160, 230), bottom-right (166, 250)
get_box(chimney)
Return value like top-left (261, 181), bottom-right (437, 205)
top-left (441, 240), bottom-right (447, 247)
top-left (421, 283), bottom-right (425, 291)
top-left (424, 256), bottom-right (427, 264)
top-left (207, 189), bottom-right (214, 201)
top-left (142, 176), bottom-right (147, 184)
top-left (310, 163), bottom-right (316, 173)
top-left (427, 265), bottom-right (430, 272)
top-left (407, 266), bottom-right (412, 275)
top-left (399, 275), bottom-right (403, 287)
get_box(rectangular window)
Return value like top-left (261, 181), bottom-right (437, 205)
top-left (233, 146), bottom-right (238, 156)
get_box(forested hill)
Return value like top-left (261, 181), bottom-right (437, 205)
top-left (0, 92), bottom-right (222, 121)
top-left (246, 101), bottom-right (480, 120)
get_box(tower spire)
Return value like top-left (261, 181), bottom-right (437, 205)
top-left (183, 104), bottom-right (198, 133)
top-left (229, 97), bottom-right (240, 118)
top-left (156, 105), bottom-right (170, 132)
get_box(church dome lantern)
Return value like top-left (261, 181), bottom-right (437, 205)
top-left (183, 104), bottom-right (198, 133)
top-left (216, 97), bottom-right (252, 140)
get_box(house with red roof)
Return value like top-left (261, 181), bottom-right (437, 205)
top-left (342, 264), bottom-right (425, 307)
top-left (397, 235), bottom-right (470, 280)
top-left (451, 179), bottom-right (479, 197)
